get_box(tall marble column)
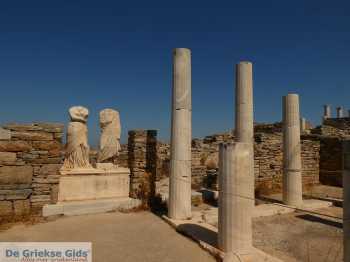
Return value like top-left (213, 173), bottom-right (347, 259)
top-left (218, 142), bottom-right (254, 257)
top-left (168, 48), bottom-right (192, 220)
top-left (337, 107), bottom-right (344, 118)
top-left (282, 94), bottom-right (303, 206)
top-left (343, 140), bottom-right (350, 262)
top-left (323, 105), bottom-right (331, 120)
top-left (235, 61), bottom-right (253, 143)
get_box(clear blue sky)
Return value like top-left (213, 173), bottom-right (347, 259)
top-left (0, 0), bottom-right (349, 145)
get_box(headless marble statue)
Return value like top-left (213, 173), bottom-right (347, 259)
top-left (62, 106), bottom-right (92, 170)
top-left (98, 109), bottom-right (121, 163)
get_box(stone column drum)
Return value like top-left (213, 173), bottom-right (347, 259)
top-left (235, 61), bottom-right (253, 144)
top-left (323, 105), bottom-right (331, 120)
top-left (282, 94), bottom-right (303, 207)
top-left (168, 48), bottom-right (192, 219)
top-left (218, 142), bottom-right (254, 257)
top-left (337, 107), bottom-right (344, 118)
top-left (343, 140), bottom-right (350, 262)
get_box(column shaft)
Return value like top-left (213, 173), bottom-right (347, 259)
top-left (218, 143), bottom-right (254, 254)
top-left (169, 48), bottom-right (192, 219)
top-left (323, 105), bottom-right (331, 119)
top-left (282, 94), bottom-right (303, 206)
top-left (235, 62), bottom-right (253, 143)
top-left (337, 107), bottom-right (344, 118)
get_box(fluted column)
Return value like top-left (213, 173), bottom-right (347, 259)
top-left (168, 48), bottom-right (192, 219)
top-left (218, 143), bottom-right (254, 257)
top-left (282, 94), bottom-right (303, 206)
top-left (343, 140), bottom-right (350, 262)
top-left (235, 61), bottom-right (253, 144)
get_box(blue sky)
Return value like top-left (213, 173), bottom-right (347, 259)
top-left (0, 0), bottom-right (349, 145)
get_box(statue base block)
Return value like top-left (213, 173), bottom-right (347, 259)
top-left (58, 167), bottom-right (130, 202)
top-left (43, 198), bottom-right (141, 217)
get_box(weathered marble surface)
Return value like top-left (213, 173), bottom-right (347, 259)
top-left (98, 108), bottom-right (121, 163)
top-left (169, 48), bottom-right (192, 220)
top-left (62, 106), bottom-right (92, 170)
top-left (218, 143), bottom-right (254, 257)
top-left (282, 94), bottom-right (303, 207)
top-left (58, 167), bottom-right (130, 201)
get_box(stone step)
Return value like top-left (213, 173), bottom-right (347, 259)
top-left (43, 198), bottom-right (141, 217)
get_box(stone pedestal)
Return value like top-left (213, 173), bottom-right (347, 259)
top-left (43, 167), bottom-right (136, 217)
top-left (282, 94), bottom-right (303, 207)
top-left (344, 140), bottom-right (350, 262)
top-left (169, 48), bottom-right (192, 220)
top-left (58, 167), bottom-right (130, 202)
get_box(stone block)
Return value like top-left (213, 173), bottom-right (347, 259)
top-left (31, 157), bottom-right (62, 164)
top-left (12, 131), bottom-right (53, 141)
top-left (0, 201), bottom-right (13, 216)
top-left (3, 123), bottom-right (42, 131)
top-left (0, 141), bottom-right (31, 152)
top-left (34, 123), bottom-right (64, 133)
top-left (1, 189), bottom-right (32, 200)
top-left (58, 168), bottom-right (130, 201)
top-left (0, 166), bottom-right (33, 184)
top-left (32, 141), bottom-right (62, 151)
top-left (0, 152), bottom-right (16, 163)
top-left (0, 128), bottom-right (11, 140)
top-left (13, 199), bottom-right (30, 216)
top-left (38, 164), bottom-right (62, 176)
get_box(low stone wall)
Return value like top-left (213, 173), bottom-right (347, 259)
top-left (0, 123), bottom-right (64, 222)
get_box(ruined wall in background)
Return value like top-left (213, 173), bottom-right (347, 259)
top-left (313, 117), bottom-right (350, 137)
top-left (0, 123), bottom-right (64, 222)
top-left (153, 123), bottom-right (321, 195)
top-left (311, 118), bottom-right (350, 186)
top-left (128, 130), bottom-right (157, 206)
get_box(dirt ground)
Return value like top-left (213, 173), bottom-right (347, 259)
top-left (0, 211), bottom-right (215, 262)
top-left (0, 206), bottom-right (343, 262)
top-left (253, 206), bottom-right (343, 261)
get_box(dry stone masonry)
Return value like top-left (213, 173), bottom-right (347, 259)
top-left (128, 130), bottom-right (157, 206)
top-left (0, 123), bottom-right (64, 221)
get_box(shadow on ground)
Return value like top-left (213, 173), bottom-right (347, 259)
top-left (177, 223), bottom-right (218, 248)
top-left (295, 214), bottom-right (343, 229)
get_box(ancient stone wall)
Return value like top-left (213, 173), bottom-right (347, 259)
top-left (153, 123), bottom-right (321, 195)
top-left (311, 118), bottom-right (350, 186)
top-left (319, 136), bottom-right (343, 186)
top-left (0, 123), bottom-right (64, 222)
top-left (313, 117), bottom-right (350, 138)
top-left (128, 130), bottom-right (157, 206)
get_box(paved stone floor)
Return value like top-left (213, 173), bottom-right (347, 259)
top-left (0, 211), bottom-right (215, 262)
